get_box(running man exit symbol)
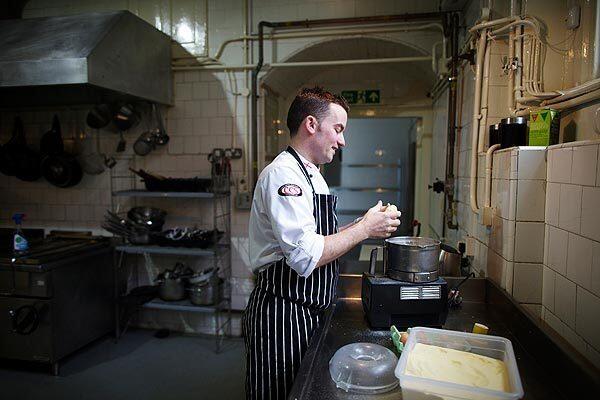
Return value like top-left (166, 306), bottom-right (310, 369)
top-left (341, 90), bottom-right (381, 104)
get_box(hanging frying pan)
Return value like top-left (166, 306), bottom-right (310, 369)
top-left (40, 115), bottom-right (64, 156)
top-left (40, 116), bottom-right (82, 188)
top-left (86, 104), bottom-right (112, 130)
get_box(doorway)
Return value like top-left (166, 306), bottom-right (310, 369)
top-left (323, 117), bottom-right (418, 236)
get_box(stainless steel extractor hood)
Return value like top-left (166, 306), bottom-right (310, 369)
top-left (0, 11), bottom-right (172, 107)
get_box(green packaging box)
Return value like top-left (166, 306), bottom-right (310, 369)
top-left (529, 109), bottom-right (560, 146)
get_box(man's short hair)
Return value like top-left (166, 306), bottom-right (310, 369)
top-left (286, 87), bottom-right (349, 137)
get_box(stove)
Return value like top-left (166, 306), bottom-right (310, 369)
top-left (0, 237), bottom-right (113, 375)
top-left (361, 273), bottom-right (448, 329)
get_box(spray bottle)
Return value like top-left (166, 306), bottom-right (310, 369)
top-left (12, 213), bottom-right (29, 255)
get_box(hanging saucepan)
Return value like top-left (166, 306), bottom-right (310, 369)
top-left (40, 115), bottom-right (65, 155)
top-left (0, 117), bottom-right (27, 176)
top-left (133, 129), bottom-right (157, 156)
top-left (154, 104), bottom-right (170, 146)
top-left (40, 116), bottom-right (83, 188)
top-left (78, 114), bottom-right (107, 176)
top-left (133, 104), bottom-right (169, 156)
top-left (12, 117), bottom-right (42, 182)
top-left (86, 104), bottom-right (112, 130)
top-left (113, 103), bottom-right (141, 131)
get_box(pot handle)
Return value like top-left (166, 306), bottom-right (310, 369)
top-left (369, 247), bottom-right (379, 275)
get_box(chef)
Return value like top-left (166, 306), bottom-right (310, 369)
top-left (243, 86), bottom-right (401, 400)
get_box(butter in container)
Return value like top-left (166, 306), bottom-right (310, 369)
top-left (394, 327), bottom-right (524, 400)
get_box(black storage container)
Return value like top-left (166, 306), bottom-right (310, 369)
top-left (489, 123), bottom-right (501, 146)
top-left (499, 117), bottom-right (528, 148)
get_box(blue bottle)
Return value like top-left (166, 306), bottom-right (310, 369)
top-left (12, 213), bottom-right (29, 254)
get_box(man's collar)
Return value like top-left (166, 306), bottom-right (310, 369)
top-left (289, 146), bottom-right (317, 170)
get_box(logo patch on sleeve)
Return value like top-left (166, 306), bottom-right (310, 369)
top-left (278, 184), bottom-right (302, 197)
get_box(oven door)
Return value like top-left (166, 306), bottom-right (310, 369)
top-left (0, 297), bottom-right (53, 362)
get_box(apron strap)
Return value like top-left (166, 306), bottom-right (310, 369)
top-left (286, 146), bottom-right (316, 194)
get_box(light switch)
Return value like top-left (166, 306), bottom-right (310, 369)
top-left (465, 236), bottom-right (477, 257)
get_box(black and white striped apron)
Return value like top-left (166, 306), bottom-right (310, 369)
top-left (243, 147), bottom-right (339, 400)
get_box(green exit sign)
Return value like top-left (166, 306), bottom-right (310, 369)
top-left (341, 90), bottom-right (380, 104)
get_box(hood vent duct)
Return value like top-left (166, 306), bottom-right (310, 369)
top-left (0, 11), bottom-right (172, 107)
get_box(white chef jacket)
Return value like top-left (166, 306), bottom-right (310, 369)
top-left (249, 148), bottom-right (330, 278)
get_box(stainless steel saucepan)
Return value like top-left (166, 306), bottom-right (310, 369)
top-left (369, 236), bottom-right (441, 283)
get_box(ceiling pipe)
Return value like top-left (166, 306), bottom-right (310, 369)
top-left (270, 56), bottom-right (432, 67)
top-left (469, 16), bottom-right (519, 33)
top-left (250, 12), bottom-right (445, 189)
top-left (172, 23), bottom-right (445, 63)
top-left (172, 56), bottom-right (432, 71)
top-left (172, 56), bottom-right (433, 71)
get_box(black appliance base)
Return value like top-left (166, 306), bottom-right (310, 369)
top-left (361, 274), bottom-right (448, 329)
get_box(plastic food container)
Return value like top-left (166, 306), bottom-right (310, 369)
top-left (329, 342), bottom-right (398, 394)
top-left (395, 327), bottom-right (524, 400)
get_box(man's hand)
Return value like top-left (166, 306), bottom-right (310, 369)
top-left (358, 200), bottom-right (401, 239)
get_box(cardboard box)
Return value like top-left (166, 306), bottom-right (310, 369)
top-left (529, 109), bottom-right (560, 146)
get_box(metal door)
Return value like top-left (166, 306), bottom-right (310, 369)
top-left (324, 117), bottom-right (417, 235)
top-left (0, 297), bottom-right (53, 362)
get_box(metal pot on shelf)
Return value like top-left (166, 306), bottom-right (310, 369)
top-left (158, 276), bottom-right (186, 301)
top-left (187, 268), bottom-right (220, 306)
top-left (369, 237), bottom-right (441, 283)
top-left (155, 263), bottom-right (191, 301)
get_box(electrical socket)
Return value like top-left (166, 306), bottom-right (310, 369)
top-left (236, 192), bottom-right (252, 209)
top-left (224, 148), bottom-right (243, 159)
top-left (237, 176), bottom-right (249, 193)
top-left (465, 236), bottom-right (477, 257)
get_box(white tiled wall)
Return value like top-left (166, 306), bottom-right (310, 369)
top-left (483, 148), bottom-right (547, 301)
top-left (454, 139), bottom-right (600, 370)
top-left (542, 140), bottom-right (600, 369)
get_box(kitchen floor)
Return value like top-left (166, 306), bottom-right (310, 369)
top-left (0, 329), bottom-right (246, 400)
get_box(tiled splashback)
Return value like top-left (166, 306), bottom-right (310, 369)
top-left (468, 142), bottom-right (600, 369)
top-left (481, 148), bottom-right (546, 311)
top-left (543, 140), bottom-right (600, 369)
